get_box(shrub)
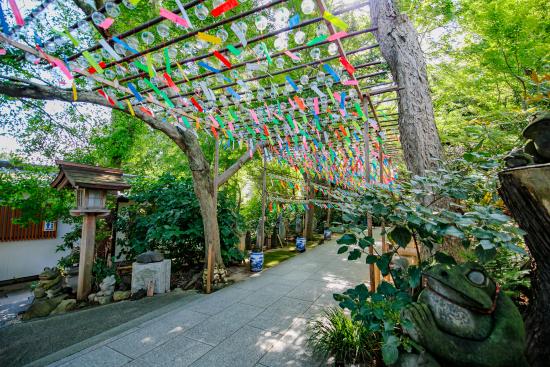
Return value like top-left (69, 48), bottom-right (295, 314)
top-left (308, 308), bottom-right (380, 366)
top-left (116, 174), bottom-right (242, 268)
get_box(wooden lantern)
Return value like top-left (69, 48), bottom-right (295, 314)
top-left (51, 161), bottom-right (131, 300)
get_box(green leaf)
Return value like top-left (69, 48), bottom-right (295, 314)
top-left (337, 233), bottom-right (357, 245)
top-left (441, 225), bottom-right (464, 239)
top-left (348, 249), bottom-right (361, 261)
top-left (366, 255), bottom-right (378, 264)
top-left (337, 246), bottom-right (349, 254)
top-left (359, 236), bottom-right (375, 249)
top-left (480, 239), bottom-right (495, 250)
top-left (388, 226), bottom-right (412, 248)
top-left (382, 335), bottom-right (400, 365)
top-left (376, 253), bottom-right (393, 276)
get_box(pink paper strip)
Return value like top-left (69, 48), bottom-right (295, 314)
top-left (333, 92), bottom-right (341, 103)
top-left (8, 0), bottom-right (24, 26)
top-left (99, 17), bottom-right (114, 30)
top-left (249, 109), bottom-right (259, 124)
top-left (228, 120), bottom-right (235, 131)
top-left (313, 97), bottom-right (319, 115)
top-left (288, 97), bottom-right (295, 109)
top-left (0, 49), bottom-right (6, 55)
top-left (52, 57), bottom-right (73, 80)
top-left (208, 114), bottom-right (220, 128)
top-left (160, 8), bottom-right (189, 27)
top-left (343, 80), bottom-right (358, 86)
top-left (284, 50), bottom-right (300, 61)
top-left (328, 31), bottom-right (348, 41)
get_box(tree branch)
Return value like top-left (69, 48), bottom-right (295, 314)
top-left (216, 141), bottom-right (267, 188)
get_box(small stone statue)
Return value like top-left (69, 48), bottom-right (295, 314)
top-left (505, 112), bottom-right (550, 168)
top-left (136, 250), bottom-right (164, 263)
top-left (395, 262), bottom-right (528, 367)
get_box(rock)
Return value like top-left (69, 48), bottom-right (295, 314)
top-left (50, 299), bottom-right (76, 315)
top-left (88, 293), bottom-right (97, 302)
top-left (97, 295), bottom-right (112, 305)
top-left (40, 275), bottom-right (61, 290)
top-left (136, 250), bottom-right (164, 264)
top-left (39, 267), bottom-right (59, 280)
top-left (22, 294), bottom-right (67, 320)
top-left (130, 289), bottom-right (147, 301)
top-left (34, 287), bottom-right (46, 298)
top-left (113, 290), bottom-right (131, 302)
top-left (99, 275), bottom-right (116, 291)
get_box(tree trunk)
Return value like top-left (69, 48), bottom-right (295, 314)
top-left (303, 174), bottom-right (315, 240)
top-left (370, 0), bottom-right (443, 176)
top-left (498, 163), bottom-right (550, 367)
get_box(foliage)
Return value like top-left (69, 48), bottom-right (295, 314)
top-left (116, 174), bottom-right (242, 268)
top-left (92, 258), bottom-right (119, 286)
top-left (0, 160), bottom-right (73, 224)
top-left (56, 218), bottom-right (82, 269)
top-left (308, 308), bottom-right (381, 365)
top-left (331, 153), bottom-right (529, 364)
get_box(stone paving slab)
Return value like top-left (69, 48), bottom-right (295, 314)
top-left (46, 238), bottom-right (370, 367)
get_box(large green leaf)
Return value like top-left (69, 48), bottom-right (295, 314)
top-left (337, 233), bottom-right (357, 245)
top-left (388, 226), bottom-right (412, 248)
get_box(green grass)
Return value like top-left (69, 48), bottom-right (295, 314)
top-left (263, 235), bottom-right (324, 268)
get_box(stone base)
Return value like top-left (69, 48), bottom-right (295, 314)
top-left (202, 264), bottom-right (227, 289)
top-left (131, 259), bottom-right (171, 294)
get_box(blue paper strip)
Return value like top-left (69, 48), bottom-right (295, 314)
top-left (34, 31), bottom-right (43, 47)
top-left (112, 36), bottom-right (139, 54)
top-left (198, 61), bottom-right (221, 73)
top-left (226, 87), bottom-right (240, 100)
top-left (0, 5), bottom-right (10, 35)
top-left (340, 91), bottom-right (346, 109)
top-left (289, 14), bottom-right (300, 28)
top-left (323, 64), bottom-right (340, 82)
top-left (128, 82), bottom-right (144, 101)
top-left (286, 76), bottom-right (298, 91)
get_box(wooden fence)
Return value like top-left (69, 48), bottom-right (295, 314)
top-left (0, 206), bottom-right (57, 242)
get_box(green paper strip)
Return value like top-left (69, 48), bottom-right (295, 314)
top-left (164, 48), bottom-right (171, 75)
top-left (352, 121), bottom-right (362, 133)
top-left (160, 91), bottom-right (174, 108)
top-left (229, 108), bottom-right (239, 121)
top-left (82, 51), bottom-right (103, 73)
top-left (327, 86), bottom-right (336, 105)
top-left (246, 126), bottom-right (256, 137)
top-left (146, 54), bottom-right (155, 78)
top-left (315, 119), bottom-right (322, 131)
top-left (261, 42), bottom-right (272, 64)
top-left (134, 61), bottom-right (150, 74)
top-left (182, 116), bottom-right (191, 128)
top-left (65, 28), bottom-right (79, 47)
top-left (354, 102), bottom-right (367, 122)
top-left (227, 45), bottom-right (241, 56)
top-left (307, 34), bottom-right (328, 46)
top-left (286, 114), bottom-right (295, 129)
top-left (215, 116), bottom-right (226, 129)
top-left (227, 129), bottom-right (234, 141)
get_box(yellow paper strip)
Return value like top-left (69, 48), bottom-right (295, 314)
top-left (197, 32), bottom-right (222, 45)
top-left (72, 81), bottom-right (77, 101)
top-left (323, 11), bottom-right (348, 31)
top-left (126, 99), bottom-right (135, 116)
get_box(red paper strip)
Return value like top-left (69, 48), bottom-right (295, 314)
top-left (8, 0), bottom-right (24, 26)
top-left (98, 90), bottom-right (115, 106)
top-left (99, 17), bottom-right (114, 30)
top-left (263, 124), bottom-right (270, 136)
top-left (213, 50), bottom-right (232, 68)
top-left (211, 0), bottom-right (239, 17)
top-left (139, 106), bottom-right (154, 117)
top-left (163, 72), bottom-right (180, 92)
top-left (190, 97), bottom-right (203, 112)
top-left (339, 56), bottom-right (355, 76)
top-left (211, 126), bottom-right (219, 138)
top-left (88, 61), bottom-right (107, 74)
top-left (293, 96), bottom-right (306, 111)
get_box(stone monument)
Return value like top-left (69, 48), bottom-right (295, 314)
top-left (131, 250), bottom-right (171, 294)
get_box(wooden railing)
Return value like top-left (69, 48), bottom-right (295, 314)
top-left (0, 206), bottom-right (57, 242)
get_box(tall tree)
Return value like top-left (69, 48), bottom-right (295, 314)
top-left (370, 0), bottom-right (443, 176)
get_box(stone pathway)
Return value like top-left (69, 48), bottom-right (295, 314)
top-left (48, 238), bottom-right (370, 367)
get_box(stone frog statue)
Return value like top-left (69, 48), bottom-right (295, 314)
top-left (395, 262), bottom-right (528, 367)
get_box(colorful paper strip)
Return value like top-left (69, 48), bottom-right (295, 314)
top-left (8, 0), bottom-right (24, 26)
top-left (213, 50), bottom-right (232, 68)
top-left (197, 32), bottom-right (222, 45)
top-left (159, 8), bottom-right (189, 27)
top-left (323, 11), bottom-right (348, 31)
top-left (339, 56), bottom-right (355, 75)
top-left (211, 0), bottom-right (239, 17)
top-left (307, 34), bottom-right (328, 46)
top-left (99, 17), bottom-right (114, 30)
top-left (328, 31), bottom-right (348, 41)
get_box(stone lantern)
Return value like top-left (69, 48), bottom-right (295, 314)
top-left (51, 161), bottom-right (131, 300)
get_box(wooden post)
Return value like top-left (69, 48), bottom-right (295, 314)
top-left (206, 138), bottom-right (220, 294)
top-left (362, 103), bottom-right (377, 292)
top-left (256, 151), bottom-right (267, 250)
top-left (77, 214), bottom-right (96, 300)
top-left (379, 138), bottom-right (389, 281)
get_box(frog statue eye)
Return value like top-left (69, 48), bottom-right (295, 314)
top-left (467, 270), bottom-right (486, 285)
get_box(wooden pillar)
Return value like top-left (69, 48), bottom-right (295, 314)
top-left (77, 214), bottom-right (96, 300)
top-left (363, 102), bottom-right (377, 292)
top-left (257, 151), bottom-right (267, 250)
top-left (379, 138), bottom-right (389, 281)
top-left (206, 138), bottom-right (220, 294)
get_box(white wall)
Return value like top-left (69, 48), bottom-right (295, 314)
top-left (0, 222), bottom-right (73, 282)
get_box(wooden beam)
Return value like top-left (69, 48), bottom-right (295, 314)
top-left (77, 214), bottom-right (96, 300)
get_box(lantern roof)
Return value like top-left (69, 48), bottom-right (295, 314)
top-left (50, 161), bottom-right (131, 191)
